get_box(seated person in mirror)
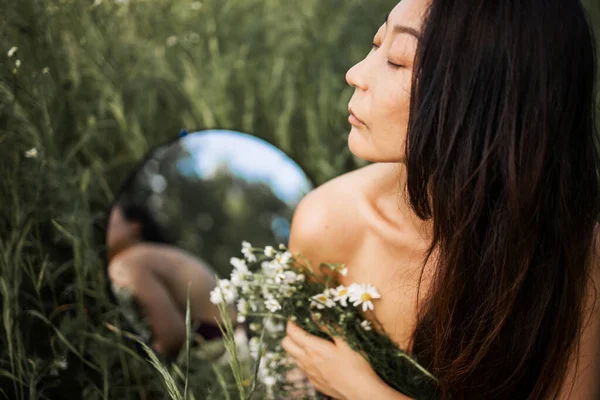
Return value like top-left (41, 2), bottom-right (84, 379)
top-left (106, 199), bottom-right (235, 359)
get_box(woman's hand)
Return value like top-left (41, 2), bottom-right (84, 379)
top-left (281, 320), bottom-right (383, 400)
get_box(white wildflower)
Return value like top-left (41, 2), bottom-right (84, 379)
top-left (236, 298), bottom-right (249, 315)
top-left (7, 46), bottom-right (17, 58)
top-left (24, 148), bottom-right (38, 158)
top-left (230, 268), bottom-right (248, 286)
top-left (264, 317), bottom-right (285, 334)
top-left (310, 289), bottom-right (335, 309)
top-left (209, 287), bottom-right (223, 304)
top-left (242, 241), bottom-right (257, 262)
top-left (166, 36), bottom-right (178, 47)
top-left (361, 320), bottom-right (373, 331)
top-left (230, 257), bottom-right (249, 286)
top-left (210, 279), bottom-right (236, 304)
top-left (339, 266), bottom-right (348, 276)
top-left (348, 283), bottom-right (381, 312)
top-left (55, 357), bottom-right (68, 370)
top-left (42, 67), bottom-right (49, 74)
top-left (15, 59), bottom-right (21, 68)
top-left (261, 260), bottom-right (274, 271)
top-left (264, 246), bottom-right (276, 257)
top-left (275, 270), bottom-right (298, 284)
top-left (275, 251), bottom-right (292, 265)
top-left (296, 273), bottom-right (305, 282)
top-left (230, 257), bottom-right (247, 271)
top-left (265, 298), bottom-right (282, 313)
top-left (332, 285), bottom-right (349, 307)
top-left (279, 284), bottom-right (295, 297)
top-left (249, 336), bottom-right (262, 359)
top-left (262, 374), bottom-right (277, 387)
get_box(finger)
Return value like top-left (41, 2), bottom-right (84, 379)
top-left (281, 335), bottom-right (306, 360)
top-left (310, 314), bottom-right (347, 346)
top-left (310, 313), bottom-right (328, 333)
top-left (286, 321), bottom-right (333, 353)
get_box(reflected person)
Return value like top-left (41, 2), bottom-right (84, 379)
top-left (106, 199), bottom-right (234, 358)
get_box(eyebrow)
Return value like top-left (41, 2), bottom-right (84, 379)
top-left (383, 12), bottom-right (421, 42)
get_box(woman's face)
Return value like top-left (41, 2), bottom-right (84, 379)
top-left (346, 0), bottom-right (430, 163)
top-left (106, 205), bottom-right (142, 261)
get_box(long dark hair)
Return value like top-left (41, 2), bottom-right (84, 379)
top-left (405, 1), bottom-right (599, 398)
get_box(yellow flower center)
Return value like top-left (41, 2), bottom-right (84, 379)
top-left (339, 289), bottom-right (347, 296)
top-left (361, 293), bottom-right (372, 302)
top-left (318, 295), bottom-right (327, 301)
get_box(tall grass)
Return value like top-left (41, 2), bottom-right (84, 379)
top-left (0, 0), bottom-right (598, 398)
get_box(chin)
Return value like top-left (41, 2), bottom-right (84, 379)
top-left (348, 128), bottom-right (375, 161)
top-left (348, 131), bottom-right (404, 163)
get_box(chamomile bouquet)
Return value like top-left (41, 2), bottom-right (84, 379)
top-left (210, 241), bottom-right (440, 399)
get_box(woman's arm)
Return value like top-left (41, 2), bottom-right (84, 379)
top-left (343, 375), bottom-right (413, 400)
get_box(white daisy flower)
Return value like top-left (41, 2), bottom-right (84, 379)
top-left (361, 320), bottom-right (373, 331)
top-left (264, 246), bottom-right (276, 257)
top-left (24, 148), bottom-right (38, 158)
top-left (7, 46), bottom-right (17, 58)
top-left (265, 298), bottom-right (282, 313)
top-left (332, 285), bottom-right (349, 307)
top-left (310, 290), bottom-right (335, 309)
top-left (339, 266), bottom-right (348, 276)
top-left (348, 283), bottom-right (381, 312)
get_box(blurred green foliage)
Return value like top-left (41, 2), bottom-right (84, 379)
top-left (0, 0), bottom-right (393, 398)
top-left (0, 0), bottom-right (598, 399)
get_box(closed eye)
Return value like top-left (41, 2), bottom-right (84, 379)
top-left (371, 43), bottom-right (403, 69)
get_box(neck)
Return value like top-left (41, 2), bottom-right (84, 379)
top-left (374, 162), bottom-right (434, 242)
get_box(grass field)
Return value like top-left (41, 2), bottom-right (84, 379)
top-left (0, 0), bottom-right (598, 399)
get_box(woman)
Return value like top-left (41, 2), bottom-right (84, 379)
top-left (281, 0), bottom-right (600, 398)
top-left (106, 198), bottom-right (230, 358)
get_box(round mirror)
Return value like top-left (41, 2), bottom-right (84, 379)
top-left (104, 129), bottom-right (314, 358)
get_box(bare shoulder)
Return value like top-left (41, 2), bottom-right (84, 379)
top-left (558, 223), bottom-right (600, 399)
top-left (287, 164), bottom-right (379, 272)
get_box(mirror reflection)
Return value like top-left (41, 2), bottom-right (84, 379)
top-left (105, 129), bottom-right (313, 359)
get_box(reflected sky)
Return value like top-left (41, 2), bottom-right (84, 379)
top-left (176, 130), bottom-right (313, 206)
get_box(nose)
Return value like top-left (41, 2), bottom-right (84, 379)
top-left (345, 58), bottom-right (368, 91)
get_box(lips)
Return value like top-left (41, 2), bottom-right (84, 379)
top-left (348, 106), bottom-right (365, 126)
